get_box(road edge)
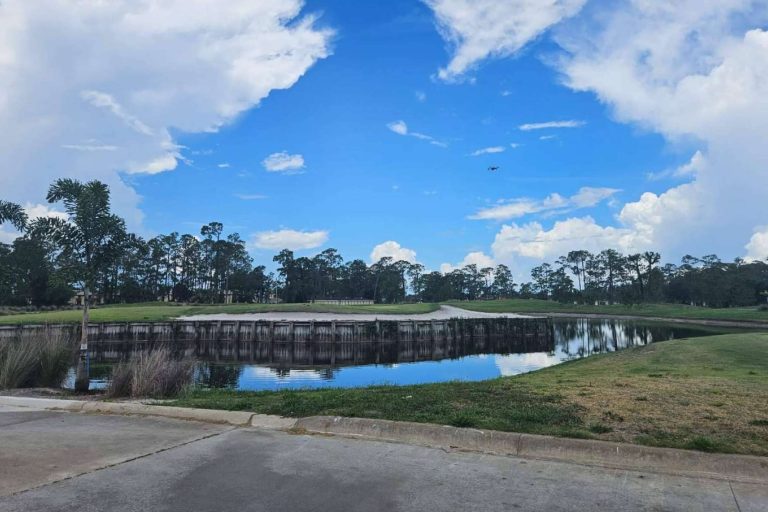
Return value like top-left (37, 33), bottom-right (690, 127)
top-left (292, 416), bottom-right (768, 484)
top-left (3, 396), bottom-right (766, 484)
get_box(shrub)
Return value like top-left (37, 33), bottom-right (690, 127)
top-left (107, 347), bottom-right (194, 399)
top-left (36, 331), bottom-right (77, 387)
top-left (0, 329), bottom-right (75, 389)
top-left (0, 339), bottom-right (39, 388)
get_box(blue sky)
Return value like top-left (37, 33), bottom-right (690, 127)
top-left (133, 0), bottom-right (673, 269)
top-left (2, 0), bottom-right (768, 275)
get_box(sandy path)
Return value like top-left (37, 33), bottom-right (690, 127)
top-left (179, 305), bottom-right (530, 322)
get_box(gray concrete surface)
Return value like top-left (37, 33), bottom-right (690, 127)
top-left (2, 404), bottom-right (767, 511)
top-left (179, 304), bottom-right (528, 321)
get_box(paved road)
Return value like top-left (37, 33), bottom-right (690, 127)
top-left (1, 404), bottom-right (765, 511)
top-left (179, 304), bottom-right (528, 322)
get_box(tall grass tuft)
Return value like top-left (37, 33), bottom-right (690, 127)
top-left (0, 329), bottom-right (76, 389)
top-left (107, 347), bottom-right (194, 399)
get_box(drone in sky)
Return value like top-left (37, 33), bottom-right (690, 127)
top-left (487, 166), bottom-right (500, 172)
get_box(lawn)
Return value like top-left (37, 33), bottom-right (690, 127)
top-left (172, 332), bottom-right (768, 455)
top-left (0, 302), bottom-right (440, 324)
top-left (449, 299), bottom-right (768, 324)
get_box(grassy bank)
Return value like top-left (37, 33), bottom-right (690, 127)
top-left (172, 332), bottom-right (768, 455)
top-left (0, 302), bottom-right (440, 325)
top-left (449, 299), bottom-right (768, 324)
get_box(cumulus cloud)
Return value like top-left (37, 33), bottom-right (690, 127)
top-left (470, 187), bottom-right (619, 221)
top-left (250, 229), bottom-right (328, 251)
top-left (440, 251), bottom-right (495, 273)
top-left (491, 217), bottom-right (634, 262)
top-left (553, 2), bottom-right (768, 260)
top-left (424, 0), bottom-right (586, 81)
top-left (0, 0), bottom-right (333, 230)
top-left (386, 120), bottom-right (447, 147)
top-left (518, 120), bottom-right (586, 131)
top-left (262, 152), bottom-right (306, 173)
top-left (427, 0), bottom-right (768, 262)
top-left (370, 241), bottom-right (418, 264)
top-left (745, 227), bottom-right (768, 262)
top-left (470, 146), bottom-right (505, 156)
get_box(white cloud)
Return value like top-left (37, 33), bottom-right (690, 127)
top-left (0, 1), bottom-right (333, 231)
top-left (235, 194), bottom-right (268, 201)
top-left (386, 120), bottom-right (446, 147)
top-left (646, 151), bottom-right (704, 181)
top-left (370, 241), bottom-right (417, 264)
top-left (552, 2), bottom-right (768, 259)
top-left (262, 152), bottom-right (306, 173)
top-left (387, 120), bottom-right (409, 136)
top-left (539, 135), bottom-right (557, 141)
top-left (470, 146), bottom-right (505, 156)
top-left (745, 227), bottom-right (768, 262)
top-left (425, 0), bottom-right (586, 81)
top-left (217, 163), bottom-right (231, 169)
top-left (470, 187), bottom-right (619, 221)
top-left (23, 203), bottom-right (67, 221)
top-left (440, 251), bottom-right (495, 273)
top-left (0, 202), bottom-right (67, 244)
top-left (61, 143), bottom-right (118, 152)
top-left (250, 229), bottom-right (328, 251)
top-left (415, 91), bottom-right (427, 102)
top-left (509, 143), bottom-right (521, 149)
top-left (519, 120), bottom-right (586, 131)
top-left (491, 217), bottom-right (634, 262)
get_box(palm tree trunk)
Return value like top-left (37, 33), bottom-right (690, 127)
top-left (74, 286), bottom-right (90, 392)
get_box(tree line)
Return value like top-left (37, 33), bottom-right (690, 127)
top-left (2, 180), bottom-right (767, 310)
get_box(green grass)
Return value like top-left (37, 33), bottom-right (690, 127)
top-left (448, 299), bottom-right (768, 323)
top-left (172, 332), bottom-right (768, 455)
top-left (0, 302), bottom-right (440, 324)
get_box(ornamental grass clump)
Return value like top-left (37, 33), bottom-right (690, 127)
top-left (107, 347), bottom-right (194, 399)
top-left (0, 330), bottom-right (76, 389)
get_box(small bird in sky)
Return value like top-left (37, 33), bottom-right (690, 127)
top-left (488, 166), bottom-right (500, 172)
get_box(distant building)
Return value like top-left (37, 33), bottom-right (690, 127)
top-left (69, 291), bottom-right (105, 306)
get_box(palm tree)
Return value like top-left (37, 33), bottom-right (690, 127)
top-left (36, 179), bottom-right (125, 391)
top-left (0, 200), bottom-right (28, 231)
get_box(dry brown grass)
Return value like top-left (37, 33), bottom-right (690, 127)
top-left (521, 334), bottom-right (768, 454)
top-left (0, 330), bottom-right (75, 389)
top-left (107, 347), bottom-right (194, 399)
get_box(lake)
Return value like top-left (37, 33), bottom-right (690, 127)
top-left (77, 318), bottom-right (742, 391)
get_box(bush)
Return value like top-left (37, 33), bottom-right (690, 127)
top-left (0, 329), bottom-right (75, 389)
top-left (107, 347), bottom-right (194, 399)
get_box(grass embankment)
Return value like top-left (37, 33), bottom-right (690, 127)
top-left (0, 302), bottom-right (440, 325)
top-left (173, 332), bottom-right (768, 455)
top-left (449, 299), bottom-right (768, 324)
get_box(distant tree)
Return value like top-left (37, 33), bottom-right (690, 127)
top-left (492, 264), bottom-right (515, 298)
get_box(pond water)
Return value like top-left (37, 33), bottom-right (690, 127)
top-left (77, 318), bottom-right (742, 391)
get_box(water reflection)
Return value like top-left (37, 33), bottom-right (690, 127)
top-left (73, 318), bottom-right (742, 391)
top-left (195, 318), bottom-right (738, 390)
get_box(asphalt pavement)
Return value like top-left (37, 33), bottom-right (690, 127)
top-left (1, 403), bottom-right (765, 511)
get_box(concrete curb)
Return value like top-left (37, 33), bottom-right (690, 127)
top-left (0, 396), bottom-right (294, 429)
top-left (4, 397), bottom-right (767, 484)
top-left (294, 416), bottom-right (768, 485)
